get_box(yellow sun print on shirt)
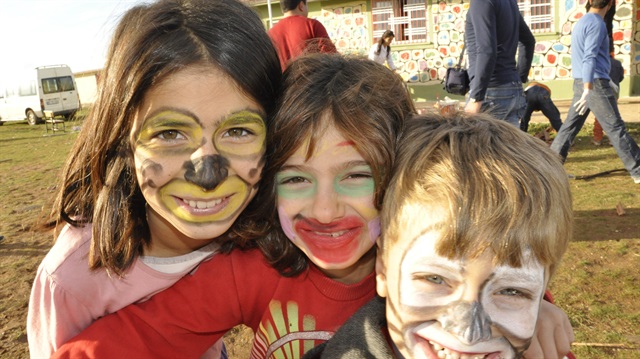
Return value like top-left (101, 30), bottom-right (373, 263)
top-left (253, 300), bottom-right (333, 358)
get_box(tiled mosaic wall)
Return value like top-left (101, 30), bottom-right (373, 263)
top-left (314, 0), bottom-right (638, 83)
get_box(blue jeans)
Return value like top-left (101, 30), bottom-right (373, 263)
top-left (550, 79), bottom-right (640, 177)
top-left (521, 85), bottom-right (563, 132)
top-left (479, 81), bottom-right (526, 127)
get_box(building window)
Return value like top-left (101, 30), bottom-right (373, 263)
top-left (518, 0), bottom-right (554, 33)
top-left (371, 0), bottom-right (427, 44)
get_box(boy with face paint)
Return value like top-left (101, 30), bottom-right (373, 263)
top-left (27, 0), bottom-right (281, 357)
top-left (53, 56), bottom-right (573, 359)
top-left (306, 113), bottom-right (574, 359)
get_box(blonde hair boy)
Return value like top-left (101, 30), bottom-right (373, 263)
top-left (377, 112), bottom-right (573, 358)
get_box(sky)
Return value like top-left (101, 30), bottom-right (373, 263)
top-left (0, 0), bottom-right (148, 83)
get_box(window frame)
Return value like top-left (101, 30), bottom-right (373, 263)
top-left (518, 0), bottom-right (555, 34)
top-left (371, 0), bottom-right (428, 44)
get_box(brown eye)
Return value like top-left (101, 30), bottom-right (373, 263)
top-left (280, 176), bottom-right (308, 184)
top-left (157, 130), bottom-right (184, 140)
top-left (224, 128), bottom-right (251, 138)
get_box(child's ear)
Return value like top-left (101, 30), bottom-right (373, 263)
top-left (375, 252), bottom-right (388, 298)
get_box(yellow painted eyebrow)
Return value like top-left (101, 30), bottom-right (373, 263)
top-left (219, 110), bottom-right (265, 127)
top-left (143, 109), bottom-right (200, 127)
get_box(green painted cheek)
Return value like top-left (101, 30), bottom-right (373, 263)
top-left (276, 183), bottom-right (316, 200)
top-left (333, 177), bottom-right (374, 197)
top-left (276, 172), bottom-right (316, 200)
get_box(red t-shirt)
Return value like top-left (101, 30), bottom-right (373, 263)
top-left (268, 15), bottom-right (337, 70)
top-left (53, 248), bottom-right (375, 358)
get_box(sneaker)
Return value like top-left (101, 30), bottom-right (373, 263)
top-left (633, 176), bottom-right (640, 184)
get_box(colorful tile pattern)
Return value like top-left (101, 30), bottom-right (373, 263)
top-left (313, 0), bottom-right (638, 83)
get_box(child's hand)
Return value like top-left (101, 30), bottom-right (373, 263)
top-left (524, 300), bottom-right (574, 359)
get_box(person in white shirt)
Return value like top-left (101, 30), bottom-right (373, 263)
top-left (368, 30), bottom-right (396, 70)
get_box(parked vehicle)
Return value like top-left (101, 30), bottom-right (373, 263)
top-left (0, 65), bottom-right (81, 125)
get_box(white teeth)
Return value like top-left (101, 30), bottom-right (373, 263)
top-left (445, 348), bottom-right (460, 359)
top-left (429, 341), bottom-right (486, 359)
top-left (314, 230), bottom-right (348, 237)
top-left (186, 198), bottom-right (222, 209)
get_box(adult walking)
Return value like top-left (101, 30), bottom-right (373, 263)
top-left (268, 0), bottom-right (336, 70)
top-left (464, 0), bottom-right (535, 127)
top-left (550, 0), bottom-right (640, 184)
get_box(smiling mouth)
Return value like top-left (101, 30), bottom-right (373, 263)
top-left (184, 197), bottom-right (224, 209)
top-left (429, 341), bottom-right (500, 359)
top-left (176, 194), bottom-right (231, 212)
top-left (311, 229), bottom-right (350, 238)
top-left (298, 227), bottom-right (361, 248)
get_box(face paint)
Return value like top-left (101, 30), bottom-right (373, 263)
top-left (276, 121), bottom-right (379, 282)
top-left (183, 155), bottom-right (230, 191)
top-left (276, 165), bottom-right (374, 200)
top-left (378, 207), bottom-right (547, 359)
top-left (367, 217), bottom-right (381, 244)
top-left (131, 66), bottom-right (265, 253)
top-left (159, 175), bottom-right (251, 223)
top-left (214, 111), bottom-right (266, 159)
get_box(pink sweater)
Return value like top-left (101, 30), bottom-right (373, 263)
top-left (27, 224), bottom-right (222, 358)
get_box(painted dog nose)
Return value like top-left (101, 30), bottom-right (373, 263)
top-left (440, 301), bottom-right (492, 344)
top-left (183, 155), bottom-right (229, 191)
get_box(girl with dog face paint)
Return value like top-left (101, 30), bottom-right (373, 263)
top-left (132, 66), bottom-right (266, 256)
top-left (27, 0), bottom-right (281, 356)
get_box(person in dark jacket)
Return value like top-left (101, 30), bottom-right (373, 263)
top-left (464, 0), bottom-right (535, 128)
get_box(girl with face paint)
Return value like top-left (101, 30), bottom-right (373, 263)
top-left (27, 0), bottom-right (281, 357)
top-left (53, 55), bottom-right (573, 359)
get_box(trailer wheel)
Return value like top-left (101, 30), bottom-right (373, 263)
top-left (64, 111), bottom-right (76, 121)
top-left (26, 110), bottom-right (40, 125)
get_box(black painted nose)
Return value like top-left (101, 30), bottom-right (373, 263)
top-left (183, 155), bottom-right (229, 191)
top-left (441, 301), bottom-right (492, 344)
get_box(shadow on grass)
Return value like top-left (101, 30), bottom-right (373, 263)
top-left (0, 241), bottom-right (52, 258)
top-left (573, 207), bottom-right (640, 242)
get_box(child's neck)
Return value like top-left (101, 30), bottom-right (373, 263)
top-left (318, 247), bottom-right (377, 284)
top-left (143, 207), bottom-right (213, 257)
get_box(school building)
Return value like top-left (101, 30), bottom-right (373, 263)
top-left (242, 0), bottom-right (640, 102)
